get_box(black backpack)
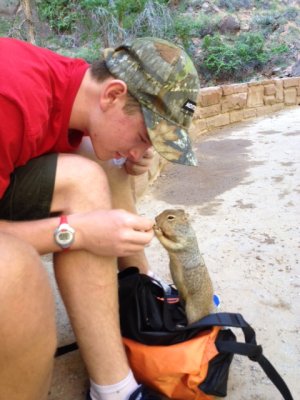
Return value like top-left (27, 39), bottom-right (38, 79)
top-left (56, 267), bottom-right (294, 400)
top-left (117, 267), bottom-right (294, 399)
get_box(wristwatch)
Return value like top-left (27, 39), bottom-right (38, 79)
top-left (54, 215), bottom-right (75, 250)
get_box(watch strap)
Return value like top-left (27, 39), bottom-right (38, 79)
top-left (60, 215), bottom-right (68, 225)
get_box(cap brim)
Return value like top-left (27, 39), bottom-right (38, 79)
top-left (142, 106), bottom-right (198, 166)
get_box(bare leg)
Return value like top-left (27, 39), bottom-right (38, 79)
top-left (51, 154), bottom-right (129, 385)
top-left (100, 160), bottom-right (150, 273)
top-left (0, 233), bottom-right (56, 400)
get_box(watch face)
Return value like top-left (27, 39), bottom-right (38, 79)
top-left (58, 231), bottom-right (72, 244)
top-left (55, 221), bottom-right (75, 249)
top-left (55, 228), bottom-right (74, 248)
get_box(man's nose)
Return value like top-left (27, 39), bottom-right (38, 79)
top-left (128, 145), bottom-right (150, 162)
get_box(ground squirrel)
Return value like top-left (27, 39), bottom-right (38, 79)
top-left (154, 209), bottom-right (214, 324)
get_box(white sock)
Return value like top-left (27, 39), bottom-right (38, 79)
top-left (90, 370), bottom-right (139, 400)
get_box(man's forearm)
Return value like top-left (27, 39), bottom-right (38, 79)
top-left (0, 217), bottom-right (68, 255)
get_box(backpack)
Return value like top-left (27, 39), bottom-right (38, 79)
top-left (117, 267), bottom-right (294, 400)
top-left (55, 267), bottom-right (294, 400)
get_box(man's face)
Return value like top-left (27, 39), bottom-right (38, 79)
top-left (90, 102), bottom-right (152, 162)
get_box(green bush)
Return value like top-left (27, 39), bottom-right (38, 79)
top-left (174, 16), bottom-right (199, 47)
top-left (173, 14), bottom-right (216, 49)
top-left (201, 32), bottom-right (287, 79)
top-left (37, 0), bottom-right (78, 33)
top-left (25, 0), bottom-right (296, 83)
top-left (37, 0), bottom-right (169, 34)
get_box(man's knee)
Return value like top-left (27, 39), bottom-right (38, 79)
top-left (0, 233), bottom-right (53, 312)
top-left (0, 232), bottom-right (56, 341)
top-left (52, 154), bottom-right (112, 214)
top-left (0, 232), bottom-right (41, 283)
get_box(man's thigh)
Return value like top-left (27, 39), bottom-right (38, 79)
top-left (0, 153), bottom-right (58, 221)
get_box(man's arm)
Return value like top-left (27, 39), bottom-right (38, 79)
top-left (0, 209), bottom-right (154, 256)
top-left (77, 136), bottom-right (154, 176)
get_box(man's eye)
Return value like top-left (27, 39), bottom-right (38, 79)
top-left (140, 134), bottom-right (151, 145)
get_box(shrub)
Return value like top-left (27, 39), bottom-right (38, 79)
top-left (217, 0), bottom-right (253, 11)
top-left (284, 7), bottom-right (299, 22)
top-left (251, 12), bottom-right (283, 36)
top-left (174, 15), bottom-right (199, 44)
top-left (174, 15), bottom-right (213, 50)
top-left (37, 0), bottom-right (170, 41)
top-left (198, 13), bottom-right (221, 38)
top-left (201, 32), bottom-right (288, 80)
top-left (37, 0), bottom-right (78, 33)
top-left (133, 1), bottom-right (173, 38)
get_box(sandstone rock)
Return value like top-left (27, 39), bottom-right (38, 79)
top-left (255, 105), bottom-right (271, 116)
top-left (221, 92), bottom-right (247, 112)
top-left (264, 95), bottom-right (276, 105)
top-left (197, 104), bottom-right (221, 118)
top-left (206, 113), bottom-right (230, 130)
top-left (0, 0), bottom-right (19, 15)
top-left (264, 84), bottom-right (276, 96)
top-left (283, 77), bottom-right (300, 88)
top-left (243, 108), bottom-right (257, 119)
top-left (218, 15), bottom-right (240, 34)
top-left (274, 80), bottom-right (284, 102)
top-left (284, 88), bottom-right (297, 105)
top-left (230, 110), bottom-right (244, 123)
top-left (222, 83), bottom-right (248, 95)
top-left (198, 87), bottom-right (222, 107)
top-left (247, 85), bottom-right (264, 107)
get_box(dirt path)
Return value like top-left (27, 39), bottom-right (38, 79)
top-left (138, 108), bottom-right (300, 400)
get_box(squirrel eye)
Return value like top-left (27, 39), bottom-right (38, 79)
top-left (167, 215), bottom-right (175, 221)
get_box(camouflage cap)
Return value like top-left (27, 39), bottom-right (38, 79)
top-left (103, 37), bottom-right (200, 166)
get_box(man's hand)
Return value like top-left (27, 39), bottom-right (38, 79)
top-left (124, 148), bottom-right (154, 176)
top-left (72, 209), bottom-right (154, 257)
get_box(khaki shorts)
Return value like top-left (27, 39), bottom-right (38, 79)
top-left (0, 153), bottom-right (58, 221)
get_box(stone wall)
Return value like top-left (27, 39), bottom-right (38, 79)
top-left (190, 76), bottom-right (300, 139)
top-left (133, 76), bottom-right (300, 198)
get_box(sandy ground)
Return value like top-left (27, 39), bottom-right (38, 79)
top-left (47, 107), bottom-right (300, 400)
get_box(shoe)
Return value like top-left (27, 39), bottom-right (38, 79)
top-left (86, 384), bottom-right (162, 400)
top-left (128, 385), bottom-right (162, 400)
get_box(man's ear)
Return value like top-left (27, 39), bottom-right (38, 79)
top-left (99, 79), bottom-right (128, 111)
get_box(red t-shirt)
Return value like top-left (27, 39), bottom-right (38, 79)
top-left (0, 38), bottom-right (89, 198)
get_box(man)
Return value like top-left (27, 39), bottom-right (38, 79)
top-left (0, 37), bottom-right (200, 400)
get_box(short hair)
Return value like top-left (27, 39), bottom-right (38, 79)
top-left (90, 59), bottom-right (141, 116)
top-left (90, 58), bottom-right (111, 82)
